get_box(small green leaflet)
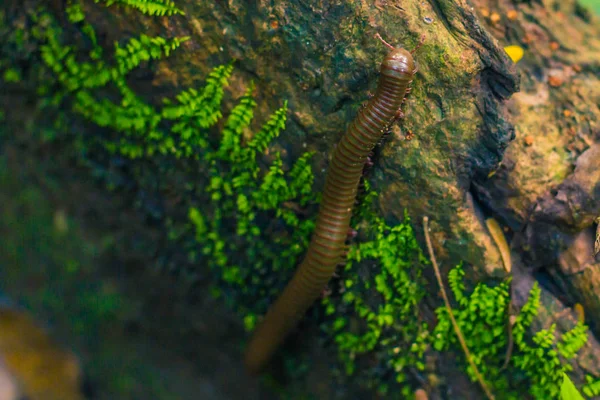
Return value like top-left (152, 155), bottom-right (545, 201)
top-left (561, 373), bottom-right (585, 400)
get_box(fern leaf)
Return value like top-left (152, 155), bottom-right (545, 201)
top-left (96, 0), bottom-right (185, 16)
top-left (114, 34), bottom-right (189, 76)
top-left (557, 322), bottom-right (588, 359)
top-left (217, 84), bottom-right (256, 161)
top-left (253, 153), bottom-right (289, 210)
top-left (287, 151), bottom-right (314, 199)
top-left (448, 263), bottom-right (467, 306)
top-left (247, 100), bottom-right (288, 154)
top-left (162, 64), bottom-right (233, 128)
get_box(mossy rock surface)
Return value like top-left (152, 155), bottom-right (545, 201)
top-left (1, 0), bottom-right (600, 398)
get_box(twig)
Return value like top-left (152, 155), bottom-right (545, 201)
top-left (501, 303), bottom-right (516, 371)
top-left (423, 216), bottom-right (495, 400)
top-left (594, 216), bottom-right (600, 259)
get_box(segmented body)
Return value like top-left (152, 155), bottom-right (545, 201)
top-left (244, 45), bottom-right (417, 373)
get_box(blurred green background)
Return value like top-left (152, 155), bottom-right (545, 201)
top-left (580, 0), bottom-right (600, 14)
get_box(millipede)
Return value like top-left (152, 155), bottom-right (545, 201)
top-left (244, 34), bottom-right (421, 373)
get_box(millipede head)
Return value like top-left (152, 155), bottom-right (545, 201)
top-left (381, 48), bottom-right (416, 78)
top-left (375, 34), bottom-right (416, 78)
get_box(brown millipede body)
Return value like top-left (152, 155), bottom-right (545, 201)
top-left (244, 34), bottom-right (420, 373)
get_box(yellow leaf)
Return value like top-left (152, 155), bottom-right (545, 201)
top-left (574, 303), bottom-right (585, 323)
top-left (0, 307), bottom-right (83, 400)
top-left (504, 45), bottom-right (524, 63)
top-left (486, 218), bottom-right (512, 273)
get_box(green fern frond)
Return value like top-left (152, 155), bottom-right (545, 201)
top-left (287, 151), bottom-right (315, 203)
top-left (327, 209), bottom-right (427, 387)
top-left (235, 193), bottom-right (259, 237)
top-left (72, 82), bottom-right (166, 157)
top-left (583, 375), bottom-right (600, 397)
top-left (73, 90), bottom-right (158, 134)
top-left (512, 282), bottom-right (541, 343)
top-left (217, 84), bottom-right (256, 161)
top-left (196, 63), bottom-right (234, 126)
top-left (188, 207), bottom-right (207, 240)
top-left (38, 14), bottom-right (191, 157)
top-left (161, 64), bottom-right (233, 156)
top-left (63, 1), bottom-right (104, 59)
top-left (247, 100), bottom-right (288, 154)
top-left (96, 0), bottom-right (184, 16)
top-left (430, 267), bottom-right (589, 398)
top-left (40, 38), bottom-right (111, 92)
top-left (253, 153), bottom-right (289, 210)
top-left (508, 283), bottom-right (589, 399)
top-left (557, 322), bottom-right (588, 359)
top-left (448, 262), bottom-right (466, 306)
top-left (114, 34), bottom-right (189, 75)
top-left (432, 265), bottom-right (511, 390)
top-left (65, 0), bottom-right (85, 23)
top-left (162, 64), bottom-right (233, 128)
top-left (531, 324), bottom-right (557, 349)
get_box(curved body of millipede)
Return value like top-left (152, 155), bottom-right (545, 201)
top-left (244, 38), bottom-right (418, 373)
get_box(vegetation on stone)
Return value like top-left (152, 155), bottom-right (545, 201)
top-left (0, 0), bottom-right (598, 398)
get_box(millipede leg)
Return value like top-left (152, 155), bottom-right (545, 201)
top-left (411, 34), bottom-right (426, 54)
top-left (347, 228), bottom-right (358, 239)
